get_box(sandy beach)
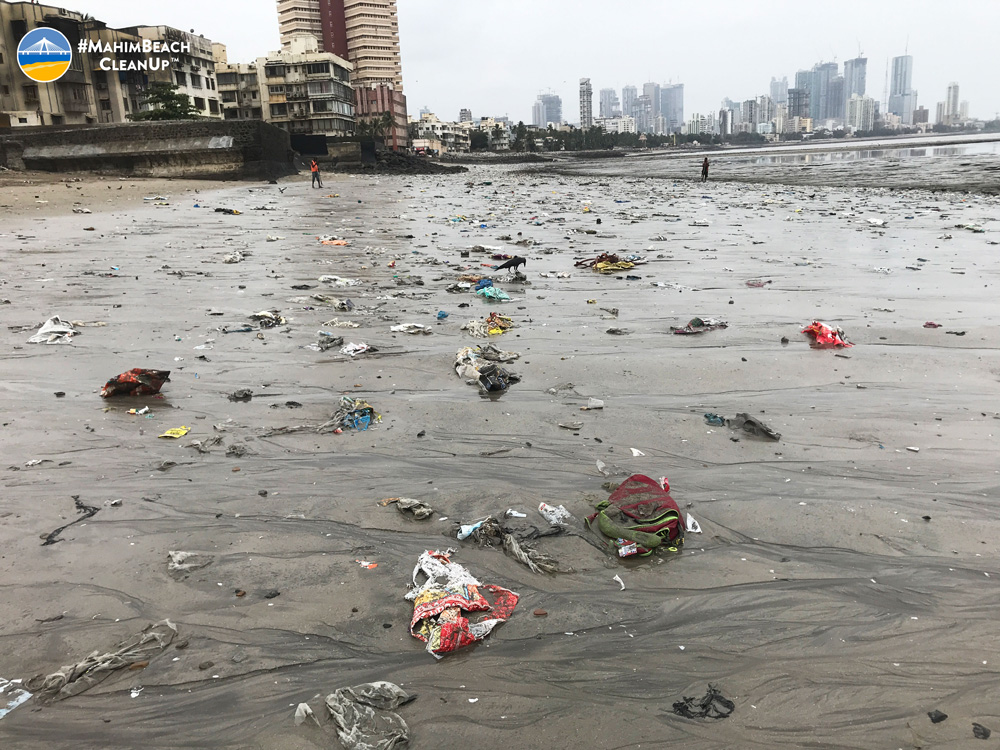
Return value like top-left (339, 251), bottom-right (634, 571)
top-left (1, 155), bottom-right (999, 749)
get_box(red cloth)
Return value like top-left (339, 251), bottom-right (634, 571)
top-left (801, 321), bottom-right (852, 348)
top-left (100, 369), bottom-right (170, 398)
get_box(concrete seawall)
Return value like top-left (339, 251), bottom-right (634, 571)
top-left (0, 120), bottom-right (296, 180)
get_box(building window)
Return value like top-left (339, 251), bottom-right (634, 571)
top-left (265, 65), bottom-right (285, 78)
top-left (306, 62), bottom-right (329, 75)
top-left (191, 74), bottom-right (202, 89)
top-left (270, 103), bottom-right (287, 117)
top-left (23, 84), bottom-right (39, 102)
top-left (18, 117), bottom-right (28, 124)
top-left (0, 52), bottom-right (4, 64)
top-left (268, 85), bottom-right (285, 94)
top-left (123, 97), bottom-right (129, 112)
top-left (217, 73), bottom-right (237, 86)
top-left (1, 85), bottom-right (8, 96)
top-left (209, 99), bottom-right (219, 114)
top-left (193, 97), bottom-right (205, 110)
top-left (100, 99), bottom-right (112, 111)
top-left (10, 20), bottom-right (27, 41)
top-left (175, 71), bottom-right (187, 86)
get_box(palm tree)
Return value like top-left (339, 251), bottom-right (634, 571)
top-left (380, 110), bottom-right (395, 147)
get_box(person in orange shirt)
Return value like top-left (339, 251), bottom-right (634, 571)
top-left (310, 159), bottom-right (323, 189)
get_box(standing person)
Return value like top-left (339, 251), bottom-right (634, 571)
top-left (701, 157), bottom-right (710, 182)
top-left (310, 159), bottom-right (323, 189)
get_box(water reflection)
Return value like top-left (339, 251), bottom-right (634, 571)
top-left (745, 142), bottom-right (999, 165)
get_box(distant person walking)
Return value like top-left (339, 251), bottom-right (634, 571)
top-left (701, 157), bottom-right (710, 182)
top-left (310, 159), bottom-right (323, 189)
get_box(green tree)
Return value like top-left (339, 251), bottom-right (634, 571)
top-left (379, 111), bottom-right (396, 145)
top-left (513, 121), bottom-right (527, 150)
top-left (491, 123), bottom-right (505, 150)
top-left (469, 130), bottom-right (489, 151)
top-left (128, 82), bottom-right (199, 121)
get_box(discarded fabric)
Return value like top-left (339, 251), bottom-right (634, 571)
top-left (460, 515), bottom-right (560, 574)
top-left (476, 286), bottom-right (511, 301)
top-left (101, 369), bottom-right (170, 398)
top-left (801, 321), bottom-right (853, 348)
top-left (390, 323), bottom-right (432, 335)
top-left (705, 412), bottom-right (781, 440)
top-left (673, 685), bottom-right (735, 720)
top-left (321, 395), bottom-right (381, 432)
top-left (455, 345), bottom-right (521, 391)
top-left (28, 316), bottom-right (78, 344)
top-left (406, 550), bottom-right (518, 658)
top-left (586, 474), bottom-right (683, 556)
top-left (380, 497), bottom-right (434, 520)
top-left (341, 342), bottom-right (377, 357)
top-left (673, 317), bottom-right (728, 335)
top-left (325, 682), bottom-right (415, 750)
top-left (25, 620), bottom-right (177, 702)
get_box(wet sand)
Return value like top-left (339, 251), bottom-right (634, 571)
top-left (1, 161), bottom-right (1000, 749)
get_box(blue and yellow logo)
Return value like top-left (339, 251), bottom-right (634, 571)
top-left (17, 27), bottom-right (73, 83)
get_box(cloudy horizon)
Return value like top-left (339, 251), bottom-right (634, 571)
top-left (56, 0), bottom-right (1000, 125)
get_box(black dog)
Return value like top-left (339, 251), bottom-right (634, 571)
top-left (494, 256), bottom-right (526, 273)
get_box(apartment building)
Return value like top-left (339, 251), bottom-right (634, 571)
top-left (276, 0), bottom-right (406, 148)
top-left (0, 0), bottom-right (146, 126)
top-left (255, 35), bottom-right (354, 138)
top-left (120, 25), bottom-right (221, 118)
top-left (408, 112), bottom-right (469, 154)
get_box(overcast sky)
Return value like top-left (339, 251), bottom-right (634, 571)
top-left (65, 0), bottom-right (1000, 123)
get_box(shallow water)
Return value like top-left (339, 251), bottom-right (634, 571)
top-left (1, 168), bottom-right (999, 749)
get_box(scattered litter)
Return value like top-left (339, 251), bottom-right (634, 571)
top-left (28, 316), bottom-right (78, 344)
top-left (319, 275), bottom-right (362, 287)
top-left (341, 342), bottom-right (377, 357)
top-left (355, 560), bottom-right (378, 570)
top-left (586, 474), bottom-right (683, 557)
top-left (167, 551), bottom-right (213, 576)
top-left (380, 497), bottom-right (434, 520)
top-left (325, 682), bottom-right (414, 750)
top-left (223, 250), bottom-right (245, 264)
top-left (455, 345), bottom-right (521, 392)
top-left (704, 413), bottom-right (781, 441)
top-left (906, 446), bottom-right (920, 453)
top-left (406, 550), bottom-right (518, 658)
top-left (923, 322), bottom-right (942, 328)
top-left (686, 514), bottom-right (702, 533)
top-left (158, 426), bottom-right (190, 439)
top-left (390, 323), bottom-right (432, 335)
top-left (25, 620), bottom-right (177, 702)
top-left (0, 677), bottom-right (32, 719)
top-left (928, 710), bottom-right (948, 724)
top-left (801, 321), bottom-right (852, 348)
top-left (320, 395), bottom-right (381, 432)
top-left (101, 369), bottom-right (170, 398)
top-left (630, 448), bottom-right (645, 457)
top-left (672, 317), bottom-right (727, 335)
top-left (294, 702), bottom-right (320, 727)
top-left (538, 502), bottom-right (572, 527)
top-left (673, 685), bottom-right (735, 720)
top-left (973, 723), bottom-right (991, 740)
top-left (613, 574), bottom-right (625, 590)
top-left (581, 397), bottom-right (604, 411)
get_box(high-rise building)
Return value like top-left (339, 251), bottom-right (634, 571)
top-left (531, 99), bottom-right (545, 128)
top-left (946, 82), bottom-right (960, 122)
top-left (633, 94), bottom-right (653, 133)
top-left (959, 100), bottom-right (969, 121)
top-left (718, 108), bottom-right (733, 136)
top-left (787, 88), bottom-right (810, 119)
top-left (276, 0), bottom-right (406, 142)
top-left (278, 0), bottom-right (401, 87)
top-left (888, 55), bottom-right (916, 125)
top-left (770, 77), bottom-right (788, 106)
top-left (843, 57), bottom-right (867, 99)
top-left (846, 94), bottom-right (875, 131)
top-left (757, 95), bottom-right (774, 125)
top-left (598, 88), bottom-right (619, 119)
top-left (459, 108), bottom-right (472, 122)
top-left (912, 106), bottom-right (929, 125)
top-left (621, 85), bottom-right (637, 118)
top-left (661, 83), bottom-right (684, 133)
top-left (742, 99), bottom-right (759, 128)
top-left (532, 93), bottom-right (562, 127)
top-left (579, 78), bottom-right (593, 128)
top-left (642, 82), bottom-right (660, 120)
top-left (808, 61), bottom-right (838, 121)
top-left (828, 76), bottom-right (845, 121)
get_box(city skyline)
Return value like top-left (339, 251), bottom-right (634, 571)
top-left (56, 0), bottom-right (1000, 124)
